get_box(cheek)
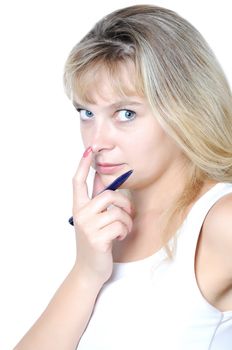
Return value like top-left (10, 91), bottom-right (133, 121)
top-left (122, 133), bottom-right (156, 174)
top-left (129, 127), bottom-right (173, 172)
top-left (130, 126), bottom-right (162, 157)
top-left (80, 127), bottom-right (91, 147)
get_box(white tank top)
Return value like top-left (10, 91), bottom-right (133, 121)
top-left (78, 182), bottom-right (232, 349)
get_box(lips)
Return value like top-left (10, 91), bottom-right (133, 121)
top-left (96, 162), bottom-right (125, 175)
top-left (97, 163), bottom-right (123, 167)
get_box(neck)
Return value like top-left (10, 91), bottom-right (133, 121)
top-left (113, 166), bottom-right (189, 262)
top-left (130, 166), bottom-right (188, 219)
top-left (116, 173), bottom-right (217, 258)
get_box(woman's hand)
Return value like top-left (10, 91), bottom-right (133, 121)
top-left (72, 147), bottom-right (133, 285)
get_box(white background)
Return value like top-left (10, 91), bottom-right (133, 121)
top-left (0, 1), bottom-right (231, 349)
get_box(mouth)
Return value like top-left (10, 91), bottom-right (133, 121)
top-left (96, 163), bottom-right (125, 175)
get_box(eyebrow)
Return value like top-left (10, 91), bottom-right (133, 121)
top-left (72, 100), bottom-right (143, 110)
top-left (73, 101), bottom-right (86, 110)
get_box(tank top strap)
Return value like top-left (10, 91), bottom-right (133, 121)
top-left (175, 182), bottom-right (232, 268)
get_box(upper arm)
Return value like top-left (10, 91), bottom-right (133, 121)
top-left (203, 192), bottom-right (232, 279)
top-left (195, 192), bottom-right (232, 311)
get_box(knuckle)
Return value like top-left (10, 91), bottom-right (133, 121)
top-left (108, 206), bottom-right (121, 217)
top-left (115, 220), bottom-right (125, 232)
top-left (113, 221), bottom-right (127, 240)
top-left (74, 210), bottom-right (86, 227)
top-left (102, 190), bottom-right (113, 201)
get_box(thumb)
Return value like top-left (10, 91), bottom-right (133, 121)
top-left (92, 172), bottom-right (106, 198)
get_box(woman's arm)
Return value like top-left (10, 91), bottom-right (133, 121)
top-left (14, 148), bottom-right (132, 349)
top-left (195, 192), bottom-right (232, 311)
top-left (14, 266), bottom-right (103, 350)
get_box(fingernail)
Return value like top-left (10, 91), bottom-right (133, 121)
top-left (83, 146), bottom-right (92, 158)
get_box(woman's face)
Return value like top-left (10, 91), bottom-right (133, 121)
top-left (74, 65), bottom-right (186, 191)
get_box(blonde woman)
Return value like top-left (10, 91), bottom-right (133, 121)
top-left (14, 5), bottom-right (232, 350)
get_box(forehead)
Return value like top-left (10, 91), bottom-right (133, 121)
top-left (72, 60), bottom-right (144, 105)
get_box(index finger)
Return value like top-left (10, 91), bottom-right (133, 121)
top-left (72, 146), bottom-right (93, 209)
top-left (92, 171), bottom-right (106, 198)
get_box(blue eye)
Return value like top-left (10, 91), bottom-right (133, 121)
top-left (77, 109), bottom-right (94, 120)
top-left (117, 109), bottom-right (136, 122)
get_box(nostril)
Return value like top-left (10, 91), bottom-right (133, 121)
top-left (91, 143), bottom-right (114, 153)
top-left (91, 144), bottom-right (104, 154)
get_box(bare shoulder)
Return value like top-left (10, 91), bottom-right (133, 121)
top-left (202, 192), bottom-right (232, 274)
top-left (203, 191), bottom-right (232, 235)
top-left (196, 192), bottom-right (232, 310)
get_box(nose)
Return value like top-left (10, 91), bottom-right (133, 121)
top-left (91, 119), bottom-right (115, 154)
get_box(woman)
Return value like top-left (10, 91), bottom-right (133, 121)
top-left (14, 5), bottom-right (232, 349)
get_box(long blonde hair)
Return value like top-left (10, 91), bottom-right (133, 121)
top-left (64, 5), bottom-right (232, 252)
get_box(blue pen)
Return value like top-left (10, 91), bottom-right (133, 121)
top-left (69, 169), bottom-right (133, 226)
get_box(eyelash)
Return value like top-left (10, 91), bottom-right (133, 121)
top-left (117, 109), bottom-right (136, 122)
top-left (76, 108), bottom-right (94, 120)
top-left (75, 108), bottom-right (136, 122)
